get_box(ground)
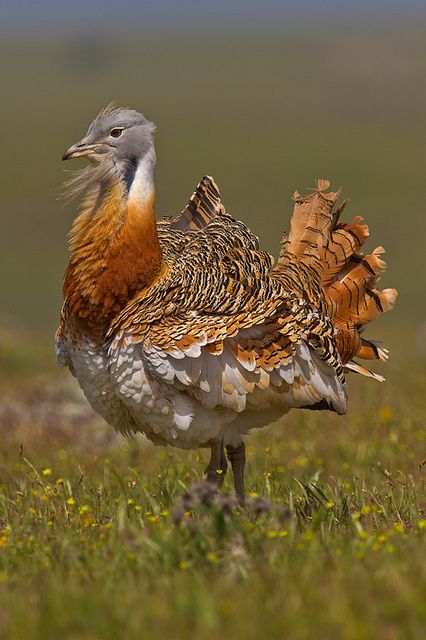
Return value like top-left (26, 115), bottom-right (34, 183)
top-left (0, 347), bottom-right (424, 640)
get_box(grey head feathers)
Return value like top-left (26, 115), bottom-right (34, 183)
top-left (61, 104), bottom-right (156, 202)
top-left (86, 104), bottom-right (156, 162)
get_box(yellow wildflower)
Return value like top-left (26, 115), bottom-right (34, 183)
top-left (207, 552), bottom-right (219, 564)
top-left (147, 515), bottom-right (158, 523)
top-left (378, 405), bottom-right (393, 423)
top-left (295, 455), bottom-right (308, 467)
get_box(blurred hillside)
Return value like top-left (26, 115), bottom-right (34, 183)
top-left (3, 1), bottom-right (426, 32)
top-left (1, 24), bottom-right (425, 373)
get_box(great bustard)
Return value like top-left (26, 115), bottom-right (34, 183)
top-left (57, 105), bottom-right (397, 504)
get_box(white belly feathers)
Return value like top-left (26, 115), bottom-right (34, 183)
top-left (56, 326), bottom-right (346, 450)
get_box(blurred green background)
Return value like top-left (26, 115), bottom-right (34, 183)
top-left (1, 16), bottom-right (425, 376)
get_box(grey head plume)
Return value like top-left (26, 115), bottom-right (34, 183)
top-left (61, 103), bottom-right (156, 203)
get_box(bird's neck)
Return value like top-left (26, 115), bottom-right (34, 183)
top-left (64, 148), bottom-right (164, 333)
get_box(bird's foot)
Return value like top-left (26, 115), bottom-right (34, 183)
top-left (203, 466), bottom-right (226, 488)
top-left (203, 440), bottom-right (228, 488)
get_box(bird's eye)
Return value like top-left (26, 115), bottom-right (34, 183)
top-left (110, 127), bottom-right (124, 138)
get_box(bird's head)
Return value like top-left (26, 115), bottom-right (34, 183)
top-left (62, 104), bottom-right (156, 165)
top-left (61, 104), bottom-right (157, 203)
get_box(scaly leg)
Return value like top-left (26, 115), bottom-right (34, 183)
top-left (204, 440), bottom-right (228, 487)
top-left (226, 442), bottom-right (246, 506)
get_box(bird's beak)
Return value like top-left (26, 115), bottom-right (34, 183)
top-left (62, 139), bottom-right (99, 161)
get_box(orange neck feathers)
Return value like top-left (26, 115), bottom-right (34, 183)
top-left (64, 154), bottom-right (163, 333)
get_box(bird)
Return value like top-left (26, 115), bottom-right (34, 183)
top-left (57, 104), bottom-right (397, 504)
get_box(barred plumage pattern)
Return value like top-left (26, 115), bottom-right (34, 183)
top-left (58, 175), bottom-right (397, 450)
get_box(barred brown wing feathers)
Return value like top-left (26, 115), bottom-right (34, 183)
top-left (110, 180), bottom-right (278, 342)
top-left (133, 312), bottom-right (347, 415)
top-left (109, 176), bottom-right (395, 423)
top-left (110, 254), bottom-right (347, 414)
top-left (169, 175), bottom-right (225, 232)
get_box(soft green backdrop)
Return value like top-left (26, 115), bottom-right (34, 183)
top-left (1, 24), bottom-right (425, 373)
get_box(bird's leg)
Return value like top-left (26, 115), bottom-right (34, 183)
top-left (225, 442), bottom-right (246, 506)
top-left (204, 440), bottom-right (228, 487)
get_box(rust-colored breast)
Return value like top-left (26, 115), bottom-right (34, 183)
top-left (64, 189), bottom-right (164, 334)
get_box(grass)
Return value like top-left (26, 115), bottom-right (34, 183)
top-left (0, 355), bottom-right (425, 639)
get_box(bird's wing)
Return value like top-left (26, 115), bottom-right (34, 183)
top-left (108, 204), bottom-right (346, 415)
top-left (155, 175), bottom-right (225, 251)
top-left (155, 175), bottom-right (233, 260)
top-left (108, 179), bottom-right (348, 415)
top-left (109, 307), bottom-right (346, 415)
top-left (169, 175), bottom-right (225, 232)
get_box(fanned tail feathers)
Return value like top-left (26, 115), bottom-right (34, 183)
top-left (277, 179), bottom-right (397, 382)
top-left (279, 179), bottom-right (340, 268)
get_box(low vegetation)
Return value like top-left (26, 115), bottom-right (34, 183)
top-left (0, 356), bottom-right (424, 639)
